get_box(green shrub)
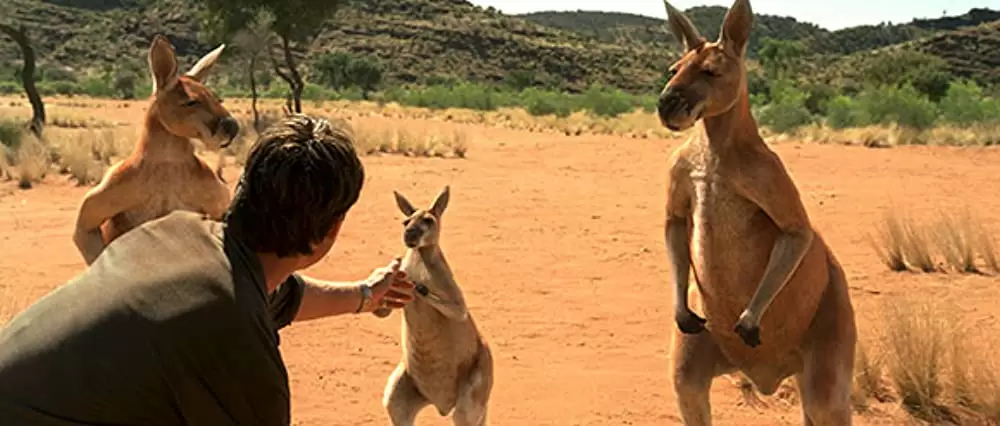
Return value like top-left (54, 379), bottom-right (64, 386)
top-left (50, 81), bottom-right (81, 96)
top-left (388, 83), bottom-right (515, 111)
top-left (521, 88), bottom-right (572, 117)
top-left (579, 84), bottom-right (635, 118)
top-left (803, 83), bottom-right (836, 116)
top-left (300, 83), bottom-right (332, 101)
top-left (858, 50), bottom-right (953, 102)
top-left (38, 66), bottom-right (77, 83)
top-left (938, 80), bottom-right (1000, 126)
top-left (0, 82), bottom-right (19, 95)
top-left (504, 70), bottom-right (535, 91)
top-left (639, 95), bottom-right (658, 113)
top-left (330, 87), bottom-right (366, 102)
top-left (825, 95), bottom-right (869, 129)
top-left (261, 84), bottom-right (291, 99)
top-left (757, 79), bottom-right (814, 133)
top-left (857, 84), bottom-right (937, 130)
top-left (79, 76), bottom-right (115, 98)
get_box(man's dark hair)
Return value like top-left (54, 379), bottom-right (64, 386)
top-left (225, 114), bottom-right (365, 257)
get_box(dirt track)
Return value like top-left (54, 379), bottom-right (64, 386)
top-left (2, 102), bottom-right (1000, 425)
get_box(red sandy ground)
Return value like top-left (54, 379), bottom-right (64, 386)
top-left (2, 111), bottom-right (999, 425)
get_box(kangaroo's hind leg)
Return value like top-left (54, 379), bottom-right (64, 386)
top-left (796, 261), bottom-right (856, 426)
top-left (452, 344), bottom-right (494, 426)
top-left (383, 362), bottom-right (429, 426)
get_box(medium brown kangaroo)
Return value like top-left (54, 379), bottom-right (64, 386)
top-left (72, 35), bottom-right (239, 265)
top-left (382, 186), bottom-right (494, 426)
top-left (657, 0), bottom-right (857, 424)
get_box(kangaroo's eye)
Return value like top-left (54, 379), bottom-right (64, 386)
top-left (182, 99), bottom-right (200, 107)
top-left (701, 68), bottom-right (719, 77)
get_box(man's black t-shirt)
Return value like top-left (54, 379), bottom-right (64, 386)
top-left (0, 211), bottom-right (305, 425)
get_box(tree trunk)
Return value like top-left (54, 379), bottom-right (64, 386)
top-left (0, 24), bottom-right (45, 138)
top-left (267, 35), bottom-right (306, 114)
top-left (291, 83), bottom-right (303, 113)
top-left (248, 55), bottom-right (260, 132)
top-left (278, 35), bottom-right (303, 113)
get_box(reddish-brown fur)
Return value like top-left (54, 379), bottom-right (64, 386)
top-left (72, 35), bottom-right (239, 265)
top-left (657, 0), bottom-right (857, 424)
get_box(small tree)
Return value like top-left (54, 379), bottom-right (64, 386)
top-left (346, 57), bottom-right (382, 100)
top-left (111, 58), bottom-right (144, 100)
top-left (313, 52), bottom-right (383, 100)
top-left (313, 52), bottom-right (352, 89)
top-left (757, 37), bottom-right (807, 80)
top-left (503, 70), bottom-right (535, 91)
top-left (228, 11), bottom-right (274, 132)
top-left (0, 24), bottom-right (45, 137)
top-left (859, 50), bottom-right (953, 102)
top-left (200, 0), bottom-right (349, 113)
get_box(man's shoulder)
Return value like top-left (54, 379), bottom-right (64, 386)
top-left (147, 210), bottom-right (223, 236)
top-left (116, 211), bottom-right (223, 254)
top-left (95, 211), bottom-right (228, 284)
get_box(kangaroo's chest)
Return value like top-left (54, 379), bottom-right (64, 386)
top-left (686, 154), bottom-right (778, 307)
top-left (107, 162), bottom-right (230, 242)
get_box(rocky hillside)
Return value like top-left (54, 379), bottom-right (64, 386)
top-left (1, 0), bottom-right (998, 93)
top-left (520, 7), bottom-right (830, 58)
top-left (520, 7), bottom-right (1000, 57)
top-left (912, 19), bottom-right (1000, 86)
top-left (1, 0), bottom-right (671, 93)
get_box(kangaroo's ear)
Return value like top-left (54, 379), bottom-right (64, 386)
top-left (719, 0), bottom-right (754, 57)
top-left (148, 35), bottom-right (179, 94)
top-left (185, 43), bottom-right (226, 83)
top-left (429, 186), bottom-right (450, 218)
top-left (394, 190), bottom-right (417, 217)
top-left (663, 0), bottom-right (705, 52)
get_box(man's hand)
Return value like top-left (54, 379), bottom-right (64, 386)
top-left (364, 258), bottom-right (415, 315)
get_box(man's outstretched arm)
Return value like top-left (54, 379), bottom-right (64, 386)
top-left (267, 259), bottom-right (415, 327)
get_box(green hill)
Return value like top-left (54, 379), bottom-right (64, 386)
top-left (1, 0), bottom-right (998, 95)
top-left (1, 0), bottom-right (671, 94)
top-left (519, 7), bottom-right (1000, 57)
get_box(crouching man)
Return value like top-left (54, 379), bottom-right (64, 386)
top-left (0, 114), bottom-right (414, 425)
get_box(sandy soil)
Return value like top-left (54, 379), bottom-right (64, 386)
top-left (2, 99), bottom-right (1000, 425)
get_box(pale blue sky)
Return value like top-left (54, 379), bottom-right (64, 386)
top-left (469, 0), bottom-right (997, 30)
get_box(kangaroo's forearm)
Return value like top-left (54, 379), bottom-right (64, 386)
top-left (73, 226), bottom-right (106, 266)
top-left (746, 228), bottom-right (814, 318)
top-left (666, 217), bottom-right (692, 312)
top-left (418, 285), bottom-right (468, 321)
top-left (426, 296), bottom-right (469, 321)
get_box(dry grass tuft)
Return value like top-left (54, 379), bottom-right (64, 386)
top-left (930, 208), bottom-right (980, 274)
top-left (0, 144), bottom-right (13, 181)
top-left (44, 127), bottom-right (134, 186)
top-left (870, 209), bottom-right (908, 271)
top-left (962, 365), bottom-right (1000, 422)
top-left (970, 217), bottom-right (1000, 274)
top-left (881, 300), bottom-right (952, 420)
top-left (871, 205), bottom-right (998, 274)
top-left (14, 134), bottom-right (52, 189)
top-left (349, 119), bottom-right (471, 159)
top-left (794, 123), bottom-right (1000, 147)
top-left (852, 339), bottom-right (891, 412)
top-left (49, 115), bottom-right (116, 129)
top-left (874, 297), bottom-right (1000, 423)
top-left (899, 214), bottom-right (937, 273)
